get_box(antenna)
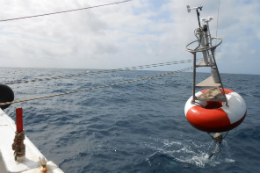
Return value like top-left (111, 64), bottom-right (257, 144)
top-left (186, 5), bottom-right (203, 27)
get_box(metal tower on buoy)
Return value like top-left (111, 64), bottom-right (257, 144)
top-left (186, 5), bottom-right (228, 105)
top-left (184, 5), bottom-right (247, 159)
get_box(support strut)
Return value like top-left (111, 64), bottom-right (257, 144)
top-left (207, 131), bottom-right (229, 159)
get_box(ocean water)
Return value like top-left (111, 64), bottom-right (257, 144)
top-left (1, 67), bottom-right (260, 173)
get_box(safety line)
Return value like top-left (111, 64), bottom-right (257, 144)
top-left (4, 58), bottom-right (202, 85)
top-left (0, 0), bottom-right (133, 22)
top-left (0, 66), bottom-right (193, 106)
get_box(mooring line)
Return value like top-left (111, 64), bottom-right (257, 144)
top-left (0, 66), bottom-right (193, 106)
top-left (4, 59), bottom-right (202, 85)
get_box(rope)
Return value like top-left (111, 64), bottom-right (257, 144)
top-left (0, 0), bottom-right (134, 22)
top-left (12, 131), bottom-right (25, 160)
top-left (4, 58), bottom-right (202, 85)
top-left (0, 66), bottom-right (193, 106)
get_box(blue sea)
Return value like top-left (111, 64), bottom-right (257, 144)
top-left (1, 67), bottom-right (260, 173)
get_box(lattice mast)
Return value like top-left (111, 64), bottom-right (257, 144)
top-left (186, 5), bottom-right (228, 106)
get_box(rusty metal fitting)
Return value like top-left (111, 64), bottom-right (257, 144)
top-left (12, 130), bottom-right (26, 161)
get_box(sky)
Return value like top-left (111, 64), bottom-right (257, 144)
top-left (0, 0), bottom-right (259, 74)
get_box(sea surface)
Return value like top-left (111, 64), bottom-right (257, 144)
top-left (1, 67), bottom-right (260, 173)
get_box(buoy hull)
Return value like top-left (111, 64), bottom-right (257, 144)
top-left (184, 89), bottom-right (247, 132)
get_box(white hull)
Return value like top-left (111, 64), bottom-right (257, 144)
top-left (0, 109), bottom-right (64, 173)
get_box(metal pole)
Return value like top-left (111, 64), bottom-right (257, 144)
top-left (192, 53), bottom-right (196, 103)
top-left (196, 9), bottom-right (201, 28)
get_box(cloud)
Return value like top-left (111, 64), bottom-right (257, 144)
top-left (0, 0), bottom-right (259, 74)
